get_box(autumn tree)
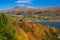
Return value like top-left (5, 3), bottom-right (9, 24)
top-left (16, 29), bottom-right (29, 40)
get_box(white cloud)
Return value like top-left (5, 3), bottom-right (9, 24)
top-left (16, 0), bottom-right (32, 3)
top-left (15, 0), bottom-right (33, 6)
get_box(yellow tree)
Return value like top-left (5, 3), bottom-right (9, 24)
top-left (16, 29), bottom-right (29, 40)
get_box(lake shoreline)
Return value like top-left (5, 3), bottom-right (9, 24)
top-left (30, 22), bottom-right (60, 29)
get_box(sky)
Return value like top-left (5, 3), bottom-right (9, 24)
top-left (0, 0), bottom-right (60, 10)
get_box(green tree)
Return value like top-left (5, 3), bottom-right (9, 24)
top-left (0, 13), bottom-right (16, 40)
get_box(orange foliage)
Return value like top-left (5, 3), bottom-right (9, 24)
top-left (13, 26), bottom-right (20, 34)
top-left (25, 22), bottom-right (32, 28)
top-left (9, 18), bottom-right (19, 23)
top-left (27, 32), bottom-right (36, 40)
top-left (9, 18), bottom-right (14, 23)
top-left (51, 27), bottom-right (58, 32)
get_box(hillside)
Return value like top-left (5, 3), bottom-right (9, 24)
top-left (10, 17), bottom-right (60, 40)
top-left (4, 6), bottom-right (60, 16)
top-left (0, 13), bottom-right (60, 40)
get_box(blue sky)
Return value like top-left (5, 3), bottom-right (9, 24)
top-left (0, 0), bottom-right (60, 10)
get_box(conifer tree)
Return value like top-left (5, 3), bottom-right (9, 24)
top-left (0, 13), bottom-right (16, 40)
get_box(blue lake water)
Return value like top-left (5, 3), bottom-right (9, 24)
top-left (32, 22), bottom-right (60, 29)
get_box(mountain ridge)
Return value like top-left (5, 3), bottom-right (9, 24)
top-left (0, 6), bottom-right (60, 16)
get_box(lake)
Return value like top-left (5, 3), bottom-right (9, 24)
top-left (32, 22), bottom-right (60, 29)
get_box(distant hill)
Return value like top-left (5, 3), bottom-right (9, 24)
top-left (0, 6), bottom-right (60, 16)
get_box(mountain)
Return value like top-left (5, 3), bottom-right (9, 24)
top-left (0, 6), bottom-right (60, 16)
top-left (6, 6), bottom-right (38, 15)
